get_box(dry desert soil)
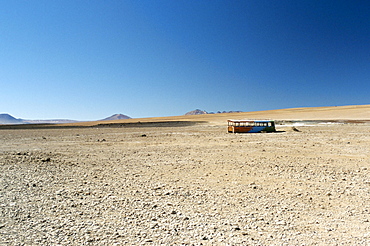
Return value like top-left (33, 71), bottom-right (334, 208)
top-left (1, 105), bottom-right (370, 245)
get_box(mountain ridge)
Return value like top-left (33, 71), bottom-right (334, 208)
top-left (184, 109), bottom-right (243, 115)
top-left (2, 105), bottom-right (370, 125)
top-left (0, 113), bottom-right (131, 124)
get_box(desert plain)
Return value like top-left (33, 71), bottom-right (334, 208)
top-left (1, 105), bottom-right (370, 245)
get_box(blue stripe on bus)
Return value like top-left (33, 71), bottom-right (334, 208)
top-left (249, 126), bottom-right (267, 133)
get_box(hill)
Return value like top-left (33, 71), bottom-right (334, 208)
top-left (101, 114), bottom-right (131, 121)
top-left (0, 114), bottom-right (78, 124)
top-left (57, 104), bottom-right (370, 128)
top-left (184, 109), bottom-right (208, 115)
top-left (0, 113), bottom-right (131, 125)
top-left (1, 105), bottom-right (369, 128)
top-left (0, 114), bottom-right (24, 124)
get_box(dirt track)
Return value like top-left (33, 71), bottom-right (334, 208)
top-left (1, 122), bottom-right (370, 245)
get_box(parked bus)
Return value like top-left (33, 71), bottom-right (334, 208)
top-left (227, 120), bottom-right (276, 133)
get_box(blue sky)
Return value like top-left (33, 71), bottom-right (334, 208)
top-left (1, 0), bottom-right (369, 120)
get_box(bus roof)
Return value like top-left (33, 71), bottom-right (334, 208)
top-left (227, 120), bottom-right (274, 122)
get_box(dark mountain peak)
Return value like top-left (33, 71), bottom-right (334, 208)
top-left (101, 114), bottom-right (131, 121)
top-left (184, 109), bottom-right (208, 115)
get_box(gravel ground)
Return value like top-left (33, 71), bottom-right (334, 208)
top-left (1, 123), bottom-right (370, 245)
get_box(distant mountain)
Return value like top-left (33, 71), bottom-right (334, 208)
top-left (214, 110), bottom-right (243, 114)
top-left (0, 113), bottom-right (132, 125)
top-left (0, 114), bottom-right (24, 124)
top-left (184, 109), bottom-right (243, 115)
top-left (0, 113), bottom-right (78, 124)
top-left (185, 109), bottom-right (208, 115)
top-left (101, 114), bottom-right (131, 121)
top-left (23, 119), bottom-right (79, 124)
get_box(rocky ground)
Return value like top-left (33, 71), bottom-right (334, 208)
top-left (1, 123), bottom-right (370, 245)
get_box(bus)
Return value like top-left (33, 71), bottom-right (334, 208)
top-left (227, 120), bottom-right (276, 133)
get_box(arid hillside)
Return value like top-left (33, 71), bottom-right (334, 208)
top-left (1, 105), bottom-right (369, 130)
top-left (62, 104), bottom-right (370, 127)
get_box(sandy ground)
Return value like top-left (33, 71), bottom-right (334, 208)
top-left (1, 120), bottom-right (370, 245)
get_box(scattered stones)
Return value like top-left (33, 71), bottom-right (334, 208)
top-left (41, 157), bottom-right (51, 162)
top-left (292, 126), bottom-right (301, 132)
top-left (1, 124), bottom-right (369, 245)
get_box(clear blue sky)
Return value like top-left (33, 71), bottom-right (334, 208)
top-left (1, 0), bottom-right (369, 120)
